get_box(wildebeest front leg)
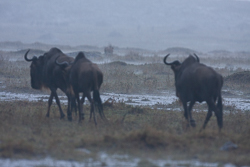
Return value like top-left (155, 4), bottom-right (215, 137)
top-left (46, 92), bottom-right (54, 117)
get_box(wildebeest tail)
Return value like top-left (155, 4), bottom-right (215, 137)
top-left (93, 89), bottom-right (105, 118)
top-left (93, 90), bottom-right (102, 105)
top-left (93, 70), bottom-right (102, 106)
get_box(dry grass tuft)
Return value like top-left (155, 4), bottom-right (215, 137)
top-left (0, 139), bottom-right (35, 157)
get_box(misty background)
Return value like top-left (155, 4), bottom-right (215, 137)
top-left (1, 0), bottom-right (250, 52)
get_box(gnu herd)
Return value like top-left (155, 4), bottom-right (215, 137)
top-left (24, 47), bottom-right (224, 132)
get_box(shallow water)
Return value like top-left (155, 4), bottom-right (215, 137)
top-left (0, 152), bottom-right (238, 167)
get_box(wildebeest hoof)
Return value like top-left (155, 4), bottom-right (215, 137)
top-left (60, 114), bottom-right (65, 119)
top-left (68, 117), bottom-right (72, 122)
top-left (45, 114), bottom-right (49, 118)
top-left (190, 120), bottom-right (196, 127)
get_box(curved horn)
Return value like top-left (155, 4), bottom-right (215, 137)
top-left (163, 54), bottom-right (180, 65)
top-left (163, 54), bottom-right (172, 65)
top-left (193, 53), bottom-right (200, 63)
top-left (55, 56), bottom-right (70, 68)
top-left (24, 49), bottom-right (36, 62)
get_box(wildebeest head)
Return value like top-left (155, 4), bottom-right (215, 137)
top-left (24, 49), bottom-right (44, 89)
top-left (163, 53), bottom-right (199, 80)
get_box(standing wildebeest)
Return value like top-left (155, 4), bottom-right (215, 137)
top-left (163, 54), bottom-right (223, 131)
top-left (104, 45), bottom-right (114, 55)
top-left (56, 52), bottom-right (106, 124)
top-left (24, 48), bottom-right (74, 119)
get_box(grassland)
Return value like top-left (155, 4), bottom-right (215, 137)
top-left (0, 48), bottom-right (250, 166)
top-left (0, 100), bottom-right (249, 166)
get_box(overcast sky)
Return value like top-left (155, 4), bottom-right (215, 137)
top-left (1, 0), bottom-right (250, 51)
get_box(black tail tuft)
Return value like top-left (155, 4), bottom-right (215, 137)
top-left (93, 90), bottom-right (101, 104)
top-left (93, 90), bottom-right (107, 120)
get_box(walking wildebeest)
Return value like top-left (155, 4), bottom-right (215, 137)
top-left (56, 52), bottom-right (106, 124)
top-left (24, 48), bottom-right (75, 119)
top-left (163, 54), bottom-right (223, 131)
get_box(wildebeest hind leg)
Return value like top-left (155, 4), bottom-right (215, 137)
top-left (80, 94), bottom-right (86, 120)
top-left (182, 102), bottom-right (190, 127)
top-left (67, 95), bottom-right (72, 121)
top-left (188, 101), bottom-right (196, 127)
top-left (76, 93), bottom-right (84, 122)
top-left (215, 95), bottom-right (223, 131)
top-left (200, 100), bottom-right (214, 131)
top-left (86, 92), bottom-right (97, 126)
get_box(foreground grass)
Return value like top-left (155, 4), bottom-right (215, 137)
top-left (0, 101), bottom-right (249, 166)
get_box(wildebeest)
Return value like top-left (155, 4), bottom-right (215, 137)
top-left (163, 54), bottom-right (223, 131)
top-left (56, 52), bottom-right (106, 124)
top-left (104, 45), bottom-right (114, 55)
top-left (24, 48), bottom-right (74, 119)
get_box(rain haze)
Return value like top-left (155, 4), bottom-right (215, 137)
top-left (1, 0), bottom-right (250, 52)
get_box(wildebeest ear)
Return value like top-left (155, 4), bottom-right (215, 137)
top-left (60, 63), bottom-right (69, 69)
top-left (37, 56), bottom-right (44, 64)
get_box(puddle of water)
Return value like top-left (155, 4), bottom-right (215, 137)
top-left (101, 92), bottom-right (178, 106)
top-left (0, 152), bottom-right (239, 167)
top-left (224, 97), bottom-right (250, 111)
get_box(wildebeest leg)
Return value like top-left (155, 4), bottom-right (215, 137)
top-left (182, 102), bottom-right (189, 126)
top-left (200, 100), bottom-right (214, 131)
top-left (80, 94), bottom-right (85, 120)
top-left (187, 101), bottom-right (196, 127)
top-left (86, 92), bottom-right (97, 126)
top-left (215, 95), bottom-right (223, 131)
top-left (76, 93), bottom-right (84, 122)
top-left (67, 95), bottom-right (72, 121)
top-left (53, 91), bottom-right (65, 119)
top-left (70, 96), bottom-right (77, 116)
top-left (46, 92), bottom-right (54, 117)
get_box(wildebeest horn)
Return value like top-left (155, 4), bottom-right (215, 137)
top-left (55, 56), bottom-right (70, 68)
top-left (24, 49), bottom-right (37, 62)
top-left (193, 53), bottom-right (200, 63)
top-left (163, 54), bottom-right (180, 65)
